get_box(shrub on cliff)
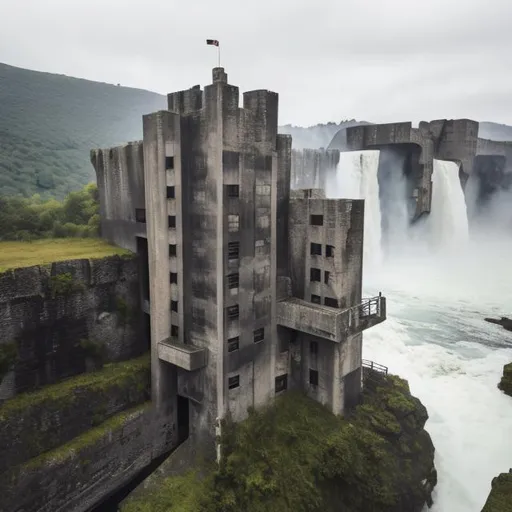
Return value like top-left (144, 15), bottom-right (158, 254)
top-left (481, 470), bottom-right (512, 511)
top-left (122, 373), bottom-right (437, 512)
top-left (0, 183), bottom-right (99, 241)
top-left (498, 363), bottom-right (512, 397)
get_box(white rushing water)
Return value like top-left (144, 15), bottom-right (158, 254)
top-left (326, 152), bottom-right (512, 512)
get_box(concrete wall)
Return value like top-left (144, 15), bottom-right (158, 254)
top-left (91, 142), bottom-right (146, 252)
top-left (290, 148), bottom-right (340, 190)
top-left (0, 255), bottom-right (145, 398)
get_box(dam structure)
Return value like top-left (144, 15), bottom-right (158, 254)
top-left (91, 67), bottom-right (387, 452)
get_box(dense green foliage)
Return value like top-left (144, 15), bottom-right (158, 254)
top-left (0, 62), bottom-right (165, 198)
top-left (122, 373), bottom-right (436, 512)
top-left (0, 182), bottom-right (100, 240)
top-left (481, 470), bottom-right (512, 512)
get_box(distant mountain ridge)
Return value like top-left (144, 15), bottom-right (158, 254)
top-left (0, 62), bottom-right (511, 198)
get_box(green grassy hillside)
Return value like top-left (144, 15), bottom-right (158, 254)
top-left (0, 62), bottom-right (166, 199)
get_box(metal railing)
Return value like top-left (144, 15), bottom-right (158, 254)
top-left (357, 295), bottom-right (381, 319)
top-left (362, 359), bottom-right (388, 375)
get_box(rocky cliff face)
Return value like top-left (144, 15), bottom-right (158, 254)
top-left (121, 371), bottom-right (437, 512)
top-left (498, 363), bottom-right (512, 397)
top-left (481, 470), bottom-right (512, 512)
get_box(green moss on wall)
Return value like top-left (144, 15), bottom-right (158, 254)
top-left (48, 272), bottom-right (85, 298)
top-left (481, 470), bottom-right (512, 512)
top-left (0, 354), bottom-right (150, 422)
top-left (498, 363), bottom-right (512, 397)
top-left (23, 402), bottom-right (151, 471)
top-left (122, 372), bottom-right (436, 512)
top-left (0, 342), bottom-right (17, 382)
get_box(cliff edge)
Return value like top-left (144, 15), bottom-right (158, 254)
top-left (122, 371), bottom-right (437, 512)
top-left (498, 363), bottom-right (512, 397)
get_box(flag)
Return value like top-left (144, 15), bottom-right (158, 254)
top-left (206, 39), bottom-right (219, 47)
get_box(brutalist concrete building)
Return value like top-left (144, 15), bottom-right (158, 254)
top-left (91, 68), bottom-right (386, 448)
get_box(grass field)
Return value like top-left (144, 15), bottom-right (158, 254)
top-left (0, 238), bottom-right (132, 271)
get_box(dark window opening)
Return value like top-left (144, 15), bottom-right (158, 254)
top-left (324, 271), bottom-right (330, 284)
top-left (171, 300), bottom-right (178, 312)
top-left (228, 241), bottom-right (240, 260)
top-left (228, 273), bottom-right (239, 289)
top-left (310, 215), bottom-right (323, 226)
top-left (177, 395), bottom-right (189, 443)
top-left (311, 294), bottom-right (321, 304)
top-left (275, 374), bottom-right (288, 393)
top-left (253, 328), bottom-right (264, 343)
top-left (171, 324), bottom-right (179, 337)
top-left (169, 244), bottom-right (177, 257)
top-left (170, 272), bottom-right (178, 284)
top-left (168, 216), bottom-right (176, 228)
top-left (326, 245), bottom-right (334, 257)
top-left (167, 186), bottom-right (175, 199)
top-left (324, 297), bottom-right (339, 308)
top-left (228, 375), bottom-right (240, 389)
top-left (226, 185), bottom-right (239, 198)
top-left (310, 243), bottom-right (322, 256)
top-left (228, 337), bottom-right (239, 352)
top-left (310, 341), bottom-right (318, 355)
top-left (310, 268), bottom-right (321, 282)
top-left (135, 209), bottom-right (146, 223)
top-left (309, 369), bottom-right (319, 386)
top-left (165, 156), bottom-right (174, 170)
top-left (227, 305), bottom-right (239, 320)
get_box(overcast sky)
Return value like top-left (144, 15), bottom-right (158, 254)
top-left (1, 0), bottom-right (511, 127)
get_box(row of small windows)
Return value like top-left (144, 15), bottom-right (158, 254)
top-left (310, 243), bottom-right (335, 257)
top-left (168, 240), bottom-right (266, 262)
top-left (228, 369), bottom-right (318, 393)
top-left (310, 268), bottom-right (330, 284)
top-left (227, 328), bottom-right (265, 353)
top-left (311, 295), bottom-right (339, 308)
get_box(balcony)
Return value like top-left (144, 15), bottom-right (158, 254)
top-left (158, 339), bottom-right (207, 371)
top-left (276, 295), bottom-right (386, 342)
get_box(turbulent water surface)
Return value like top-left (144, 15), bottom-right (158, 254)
top-left (326, 152), bottom-right (512, 512)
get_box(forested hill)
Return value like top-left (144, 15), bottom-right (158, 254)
top-left (0, 62), bottom-right (166, 199)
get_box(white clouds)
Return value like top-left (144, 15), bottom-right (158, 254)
top-left (1, 0), bottom-right (511, 126)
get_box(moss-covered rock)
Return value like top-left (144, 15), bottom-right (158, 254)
top-left (122, 372), bottom-right (436, 512)
top-left (481, 469), bottom-right (512, 511)
top-left (0, 342), bottom-right (17, 382)
top-left (498, 363), bottom-right (512, 397)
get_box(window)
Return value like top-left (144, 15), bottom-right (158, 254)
top-left (166, 186), bottom-right (175, 199)
top-left (256, 184), bottom-right (271, 196)
top-left (227, 305), bottom-right (239, 320)
top-left (228, 273), bottom-right (239, 289)
top-left (171, 300), bottom-right (178, 312)
top-left (326, 245), bottom-right (334, 258)
top-left (171, 324), bottom-right (179, 337)
top-left (310, 268), bottom-right (321, 282)
top-left (253, 328), bottom-right (264, 343)
top-left (310, 341), bottom-right (318, 355)
top-left (165, 156), bottom-right (174, 170)
top-left (228, 337), bottom-right (239, 352)
top-left (169, 244), bottom-right (177, 257)
top-left (324, 271), bottom-right (330, 284)
top-left (228, 215), bottom-right (239, 232)
top-left (170, 272), bottom-right (178, 284)
top-left (228, 241), bottom-right (239, 260)
top-left (228, 375), bottom-right (240, 389)
top-left (309, 369), bottom-right (319, 386)
top-left (226, 185), bottom-right (239, 198)
top-left (275, 374), bottom-right (288, 393)
top-left (257, 216), bottom-right (269, 229)
top-left (324, 297), bottom-right (339, 308)
top-left (193, 307), bottom-right (206, 327)
top-left (310, 243), bottom-right (322, 256)
top-left (168, 216), bottom-right (176, 228)
top-left (311, 294), bottom-right (321, 304)
top-left (310, 215), bottom-right (323, 226)
top-left (135, 209), bottom-right (146, 223)
top-left (255, 239), bottom-right (269, 256)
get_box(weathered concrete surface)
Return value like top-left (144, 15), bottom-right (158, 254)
top-left (291, 148), bottom-right (340, 190)
top-left (0, 255), bottom-right (145, 398)
top-left (0, 404), bottom-right (175, 512)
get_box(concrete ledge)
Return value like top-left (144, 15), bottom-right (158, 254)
top-left (277, 298), bottom-right (346, 342)
top-left (277, 296), bottom-right (387, 342)
top-left (158, 340), bottom-right (207, 371)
